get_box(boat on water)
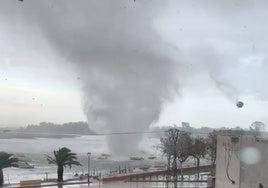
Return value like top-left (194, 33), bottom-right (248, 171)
top-left (138, 165), bottom-right (151, 171)
top-left (130, 157), bottom-right (144, 161)
top-left (97, 156), bottom-right (108, 160)
top-left (97, 153), bottom-right (112, 160)
top-left (148, 156), bottom-right (156, 160)
top-left (101, 153), bottom-right (111, 157)
top-left (17, 161), bottom-right (34, 169)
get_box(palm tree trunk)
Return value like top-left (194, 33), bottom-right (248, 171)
top-left (173, 156), bottom-right (177, 188)
top-left (0, 168), bottom-right (3, 185)
top-left (210, 157), bottom-right (216, 176)
top-left (197, 158), bottom-right (200, 180)
top-left (180, 162), bottom-right (183, 180)
top-left (57, 165), bottom-right (64, 182)
top-left (212, 156), bottom-right (216, 167)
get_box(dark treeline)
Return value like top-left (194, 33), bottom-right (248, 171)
top-left (18, 121), bottom-right (95, 135)
top-left (0, 122), bottom-right (95, 139)
top-left (150, 121), bottom-right (258, 138)
top-left (150, 122), bottom-right (215, 138)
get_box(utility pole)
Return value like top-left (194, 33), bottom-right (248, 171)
top-left (87, 152), bottom-right (91, 185)
top-left (45, 172), bottom-right (48, 181)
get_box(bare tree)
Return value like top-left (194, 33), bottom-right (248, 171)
top-left (207, 130), bottom-right (217, 167)
top-left (206, 130), bottom-right (217, 177)
top-left (249, 121), bottom-right (266, 132)
top-left (160, 130), bottom-right (173, 187)
top-left (191, 136), bottom-right (207, 179)
top-left (160, 128), bottom-right (193, 187)
top-left (160, 128), bottom-right (181, 188)
top-left (177, 132), bottom-right (192, 180)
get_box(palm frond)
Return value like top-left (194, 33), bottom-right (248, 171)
top-left (47, 147), bottom-right (81, 169)
top-left (0, 152), bottom-right (18, 169)
top-left (65, 154), bottom-right (77, 161)
top-left (64, 161), bottom-right (81, 168)
top-left (46, 155), bottom-right (57, 165)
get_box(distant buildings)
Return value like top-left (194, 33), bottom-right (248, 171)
top-left (215, 130), bottom-right (268, 188)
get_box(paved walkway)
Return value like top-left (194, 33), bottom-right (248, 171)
top-left (103, 165), bottom-right (213, 182)
top-left (2, 179), bottom-right (91, 188)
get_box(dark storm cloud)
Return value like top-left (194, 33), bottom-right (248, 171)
top-left (163, 0), bottom-right (268, 101)
top-left (2, 0), bottom-right (268, 152)
top-left (0, 0), bottom-right (179, 154)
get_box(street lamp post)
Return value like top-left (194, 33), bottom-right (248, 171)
top-left (87, 152), bottom-right (91, 185)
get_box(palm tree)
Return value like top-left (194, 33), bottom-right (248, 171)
top-left (191, 137), bottom-right (207, 179)
top-left (47, 147), bottom-right (81, 182)
top-left (0, 152), bottom-right (18, 185)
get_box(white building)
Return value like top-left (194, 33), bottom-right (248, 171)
top-left (215, 130), bottom-right (268, 188)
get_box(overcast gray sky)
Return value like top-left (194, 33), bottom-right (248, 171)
top-left (0, 0), bottom-right (267, 129)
